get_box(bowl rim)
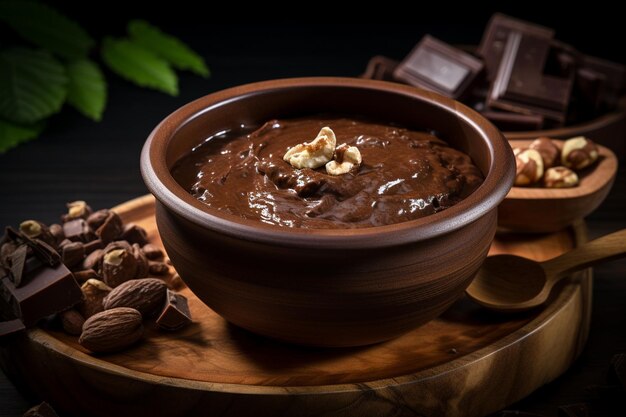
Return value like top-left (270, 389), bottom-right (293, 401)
top-left (141, 77), bottom-right (515, 249)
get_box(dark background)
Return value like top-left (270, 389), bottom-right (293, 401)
top-left (1, 3), bottom-right (625, 416)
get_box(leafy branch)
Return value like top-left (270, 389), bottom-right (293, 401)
top-left (0, 0), bottom-right (209, 153)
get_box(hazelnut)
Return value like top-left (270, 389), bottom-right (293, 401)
top-left (544, 166), bottom-right (579, 188)
top-left (326, 144), bottom-right (362, 175)
top-left (132, 243), bottom-right (149, 278)
top-left (283, 126), bottom-right (336, 169)
top-left (62, 200), bottom-right (92, 222)
top-left (102, 248), bottom-right (137, 287)
top-left (78, 278), bottom-right (112, 318)
top-left (19, 220), bottom-right (56, 247)
top-left (529, 137), bottom-right (560, 168)
top-left (562, 136), bottom-right (598, 170)
top-left (514, 149), bottom-right (544, 186)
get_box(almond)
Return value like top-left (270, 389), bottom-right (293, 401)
top-left (60, 309), bottom-right (85, 335)
top-left (103, 278), bottom-right (167, 316)
top-left (79, 307), bottom-right (143, 353)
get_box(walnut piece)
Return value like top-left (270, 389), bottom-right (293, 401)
top-left (283, 126), bottom-right (336, 169)
top-left (325, 143), bottom-right (362, 175)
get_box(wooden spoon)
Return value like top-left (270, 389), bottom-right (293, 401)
top-left (466, 229), bottom-right (626, 312)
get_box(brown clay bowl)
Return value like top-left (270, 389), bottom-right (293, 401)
top-left (498, 139), bottom-right (618, 233)
top-left (140, 77), bottom-right (515, 347)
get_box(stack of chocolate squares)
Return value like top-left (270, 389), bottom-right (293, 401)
top-left (362, 13), bottom-right (625, 132)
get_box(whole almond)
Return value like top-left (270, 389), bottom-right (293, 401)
top-left (104, 278), bottom-right (167, 316)
top-left (60, 309), bottom-right (85, 335)
top-left (79, 307), bottom-right (143, 353)
top-left (79, 278), bottom-right (112, 318)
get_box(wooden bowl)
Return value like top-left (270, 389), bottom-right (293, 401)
top-left (140, 77), bottom-right (515, 347)
top-left (498, 139), bottom-right (618, 233)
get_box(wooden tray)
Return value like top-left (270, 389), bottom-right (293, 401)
top-left (498, 139), bottom-right (618, 233)
top-left (0, 195), bottom-right (592, 417)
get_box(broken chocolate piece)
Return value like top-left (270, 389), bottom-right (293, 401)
top-left (1, 262), bottom-right (83, 326)
top-left (156, 289), bottom-right (191, 331)
top-left (23, 402), bottom-right (59, 417)
top-left (0, 318), bottom-right (25, 337)
top-left (121, 224), bottom-right (149, 246)
top-left (482, 110), bottom-right (544, 131)
top-left (488, 32), bottom-right (573, 123)
top-left (62, 219), bottom-right (95, 243)
top-left (478, 13), bottom-right (555, 81)
top-left (95, 211), bottom-right (123, 243)
top-left (394, 35), bottom-right (484, 99)
top-left (361, 55), bottom-right (399, 81)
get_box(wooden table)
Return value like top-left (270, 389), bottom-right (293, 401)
top-left (1, 21), bottom-right (625, 417)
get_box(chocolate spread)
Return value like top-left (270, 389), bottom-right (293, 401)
top-left (171, 117), bottom-right (484, 229)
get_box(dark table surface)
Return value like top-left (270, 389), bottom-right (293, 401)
top-left (1, 12), bottom-right (625, 417)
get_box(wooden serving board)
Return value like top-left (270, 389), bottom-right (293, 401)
top-left (0, 195), bottom-right (592, 417)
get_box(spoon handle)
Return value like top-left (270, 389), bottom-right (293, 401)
top-left (542, 228), bottom-right (626, 281)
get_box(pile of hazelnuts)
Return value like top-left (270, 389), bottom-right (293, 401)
top-left (513, 136), bottom-right (599, 188)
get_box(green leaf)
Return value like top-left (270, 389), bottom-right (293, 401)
top-left (66, 59), bottom-right (107, 121)
top-left (0, 0), bottom-right (94, 59)
top-left (0, 119), bottom-right (45, 153)
top-left (128, 20), bottom-right (210, 77)
top-left (0, 48), bottom-right (68, 124)
top-left (101, 38), bottom-right (178, 95)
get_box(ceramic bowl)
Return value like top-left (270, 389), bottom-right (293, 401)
top-left (141, 77), bottom-right (515, 347)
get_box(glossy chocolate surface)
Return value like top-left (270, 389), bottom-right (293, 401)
top-left (172, 117), bottom-right (483, 229)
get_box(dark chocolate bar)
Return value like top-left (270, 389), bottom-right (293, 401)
top-left (361, 56), bottom-right (399, 81)
top-left (393, 35), bottom-right (484, 99)
top-left (156, 289), bottom-right (191, 331)
top-left (488, 32), bottom-right (573, 123)
top-left (0, 318), bottom-right (25, 337)
top-left (478, 13), bottom-right (554, 81)
top-left (482, 110), bottom-right (544, 131)
top-left (1, 261), bottom-right (82, 326)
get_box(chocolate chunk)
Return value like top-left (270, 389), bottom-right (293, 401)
top-left (0, 318), bottom-right (25, 337)
top-left (8, 244), bottom-right (28, 287)
top-left (148, 261), bottom-right (169, 276)
top-left (394, 35), bottom-right (484, 99)
top-left (121, 224), bottom-right (149, 246)
top-left (48, 223), bottom-right (64, 246)
top-left (82, 249), bottom-right (104, 271)
top-left (0, 262), bottom-right (83, 326)
top-left (488, 32), bottom-right (573, 123)
top-left (478, 13), bottom-right (555, 81)
top-left (361, 55), bottom-right (399, 81)
top-left (482, 110), bottom-right (544, 131)
top-left (86, 209), bottom-right (110, 230)
top-left (582, 54), bottom-right (626, 100)
top-left (62, 219), bottom-right (95, 243)
top-left (141, 243), bottom-right (164, 260)
top-left (95, 211), bottom-right (123, 243)
top-left (156, 289), bottom-right (191, 331)
top-left (61, 241), bottom-right (85, 268)
top-left (23, 402), bottom-right (59, 417)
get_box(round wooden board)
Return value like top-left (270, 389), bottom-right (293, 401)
top-left (0, 195), bottom-right (592, 417)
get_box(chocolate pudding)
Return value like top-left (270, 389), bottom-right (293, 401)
top-left (171, 117), bottom-right (484, 228)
